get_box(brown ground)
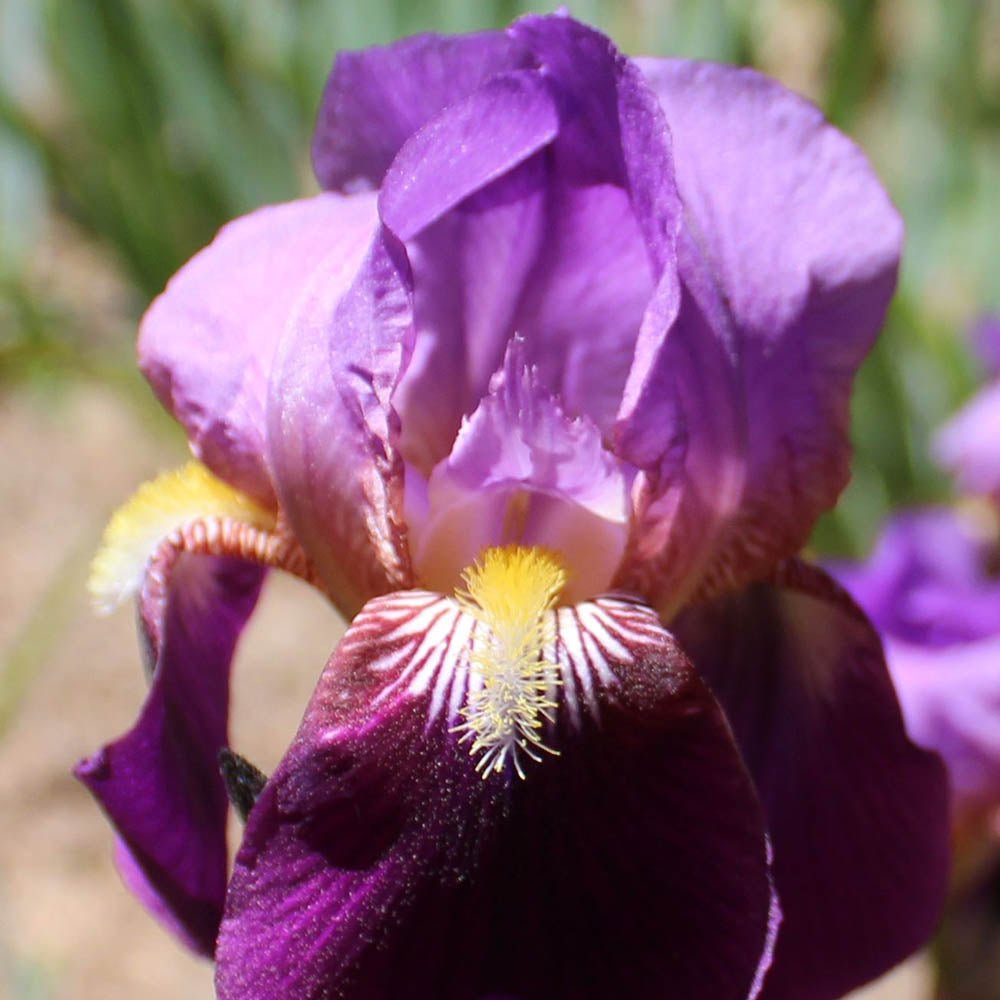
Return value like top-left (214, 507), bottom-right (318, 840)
top-left (0, 382), bottom-right (933, 998)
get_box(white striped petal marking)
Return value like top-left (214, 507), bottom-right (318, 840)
top-left (342, 545), bottom-right (668, 779)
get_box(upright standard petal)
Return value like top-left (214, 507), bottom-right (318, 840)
top-left (672, 560), bottom-right (949, 1000)
top-left (313, 30), bottom-right (533, 192)
top-left (75, 554), bottom-right (264, 955)
top-left (139, 193), bottom-right (379, 505)
top-left (391, 158), bottom-right (551, 473)
top-left (385, 14), bottom-right (681, 475)
top-left (509, 15), bottom-right (682, 429)
top-left (216, 590), bottom-right (776, 999)
top-left (378, 72), bottom-right (559, 471)
top-left (619, 60), bottom-right (902, 612)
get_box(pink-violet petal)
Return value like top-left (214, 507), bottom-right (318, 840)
top-left (267, 230), bottom-right (415, 616)
top-left (933, 381), bottom-right (1000, 503)
top-left (139, 193), bottom-right (378, 506)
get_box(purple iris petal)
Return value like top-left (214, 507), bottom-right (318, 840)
top-left (516, 182), bottom-right (655, 434)
top-left (830, 508), bottom-right (1000, 648)
top-left (672, 560), bottom-right (949, 1000)
top-left (75, 555), bottom-right (264, 955)
top-left (829, 508), bottom-right (1000, 808)
top-left (381, 16), bottom-right (678, 465)
top-left (267, 229), bottom-right (415, 615)
top-left (391, 158), bottom-right (550, 474)
top-left (274, 13), bottom-right (686, 600)
top-left (139, 193), bottom-right (378, 505)
top-left (407, 341), bottom-right (628, 601)
top-left (618, 60), bottom-right (903, 611)
top-left (216, 591), bottom-right (777, 999)
top-left (378, 70), bottom-right (559, 242)
top-left (932, 317), bottom-right (1000, 501)
top-left (886, 634), bottom-right (1000, 808)
top-left (313, 30), bottom-right (534, 192)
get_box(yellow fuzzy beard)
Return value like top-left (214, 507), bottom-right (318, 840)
top-left (88, 461), bottom-right (274, 613)
top-left (454, 545), bottom-right (567, 779)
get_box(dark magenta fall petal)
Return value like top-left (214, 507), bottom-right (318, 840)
top-left (216, 592), bottom-right (777, 999)
top-left (75, 555), bottom-right (264, 955)
top-left (672, 560), bottom-right (950, 1000)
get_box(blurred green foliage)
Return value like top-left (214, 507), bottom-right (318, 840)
top-left (0, 0), bottom-right (997, 555)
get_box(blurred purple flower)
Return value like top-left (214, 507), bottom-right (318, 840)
top-left (76, 14), bottom-right (948, 1000)
top-left (834, 317), bottom-right (1000, 823)
top-left (830, 508), bottom-right (1000, 813)
top-left (935, 317), bottom-right (1000, 503)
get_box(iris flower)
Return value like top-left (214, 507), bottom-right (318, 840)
top-left (76, 14), bottom-right (948, 1000)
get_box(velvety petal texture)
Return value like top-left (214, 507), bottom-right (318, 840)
top-left (830, 508), bottom-right (1000, 807)
top-left (618, 60), bottom-right (903, 612)
top-left (75, 553), bottom-right (264, 955)
top-left (673, 560), bottom-right (949, 1000)
top-left (216, 591), bottom-right (777, 999)
top-left (140, 193), bottom-right (378, 506)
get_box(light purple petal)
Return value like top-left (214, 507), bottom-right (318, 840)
top-left (407, 342), bottom-right (628, 601)
top-left (509, 15), bottom-right (682, 426)
top-left (313, 30), bottom-right (533, 192)
top-left (139, 193), bottom-right (378, 505)
top-left (886, 634), bottom-right (1000, 808)
top-left (267, 229), bottom-right (414, 616)
top-left (391, 157), bottom-right (550, 475)
top-left (515, 181), bottom-right (656, 435)
top-left (216, 591), bottom-right (776, 998)
top-left (672, 560), bottom-right (949, 1000)
top-left (378, 70), bottom-right (559, 242)
top-left (75, 554), bottom-right (264, 956)
top-left (933, 381), bottom-right (1000, 502)
top-left (387, 14), bottom-right (681, 476)
top-left (829, 508), bottom-right (1000, 648)
top-left (618, 60), bottom-right (902, 611)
